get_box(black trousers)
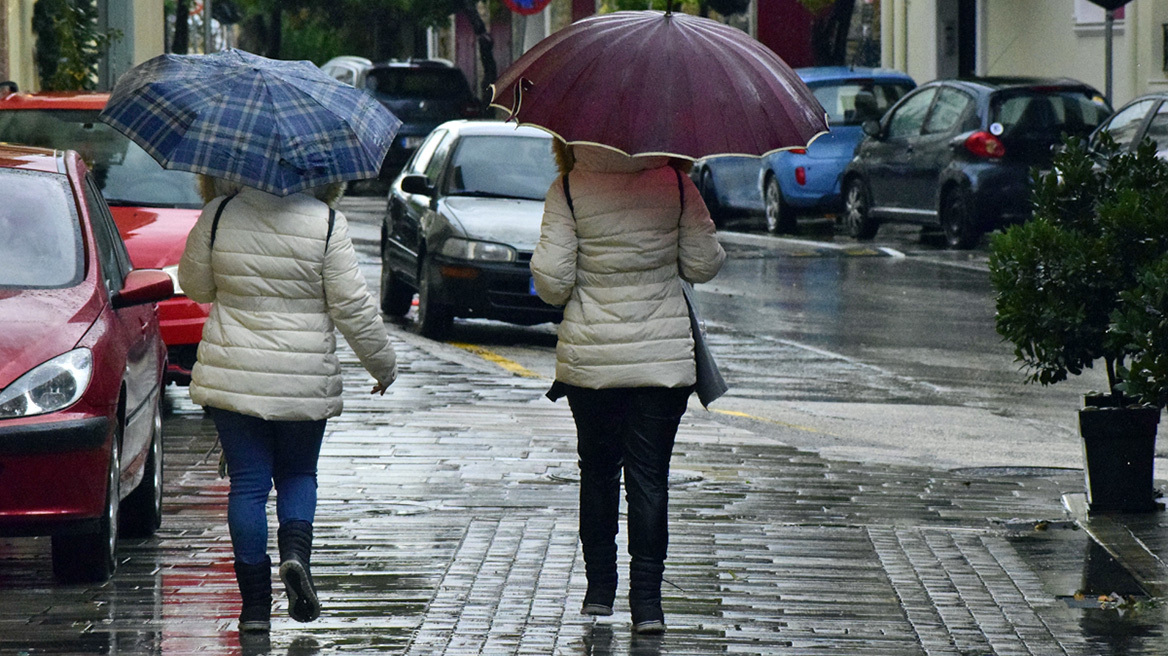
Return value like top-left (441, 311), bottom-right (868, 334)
top-left (564, 384), bottom-right (691, 604)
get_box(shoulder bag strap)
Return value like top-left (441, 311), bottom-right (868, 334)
top-left (562, 173), bottom-right (575, 218)
top-left (208, 194), bottom-right (235, 250)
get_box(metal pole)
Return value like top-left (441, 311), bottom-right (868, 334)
top-left (1105, 9), bottom-right (1114, 105)
top-left (204, 0), bottom-right (214, 53)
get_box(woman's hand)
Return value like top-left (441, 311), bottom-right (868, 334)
top-left (371, 381), bottom-right (391, 396)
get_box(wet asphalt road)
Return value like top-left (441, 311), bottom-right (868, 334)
top-left (352, 198), bottom-right (1120, 474)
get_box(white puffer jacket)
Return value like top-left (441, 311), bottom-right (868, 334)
top-left (531, 146), bottom-right (725, 389)
top-left (178, 188), bottom-right (397, 421)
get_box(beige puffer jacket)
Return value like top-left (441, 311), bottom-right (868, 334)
top-left (531, 146), bottom-right (725, 390)
top-left (178, 188), bottom-right (397, 421)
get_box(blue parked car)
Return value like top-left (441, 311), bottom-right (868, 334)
top-left (691, 66), bottom-right (916, 232)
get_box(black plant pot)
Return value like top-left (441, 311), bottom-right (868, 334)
top-left (1078, 404), bottom-right (1161, 514)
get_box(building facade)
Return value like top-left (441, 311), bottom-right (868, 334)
top-left (883, 0), bottom-right (1168, 107)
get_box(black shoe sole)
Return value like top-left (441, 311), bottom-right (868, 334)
top-left (279, 560), bottom-right (320, 622)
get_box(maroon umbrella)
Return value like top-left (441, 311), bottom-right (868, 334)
top-left (489, 7), bottom-right (828, 160)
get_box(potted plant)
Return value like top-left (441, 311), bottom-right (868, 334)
top-left (989, 134), bottom-right (1168, 513)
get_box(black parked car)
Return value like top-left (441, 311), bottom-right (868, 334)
top-left (1087, 92), bottom-right (1168, 157)
top-left (364, 59), bottom-right (485, 178)
top-left (840, 77), bottom-right (1112, 248)
top-left (380, 120), bottom-right (563, 337)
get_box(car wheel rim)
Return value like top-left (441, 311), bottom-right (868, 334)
top-left (845, 185), bottom-right (863, 231)
top-left (107, 438), bottom-right (120, 560)
top-left (765, 179), bottom-right (781, 232)
top-left (151, 412), bottom-right (163, 515)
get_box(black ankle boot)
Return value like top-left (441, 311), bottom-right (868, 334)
top-left (582, 579), bottom-right (617, 616)
top-left (234, 557), bottom-right (272, 633)
top-left (278, 520), bottom-right (320, 622)
top-left (629, 566), bottom-right (666, 634)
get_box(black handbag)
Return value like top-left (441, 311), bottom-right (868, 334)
top-left (682, 281), bottom-right (727, 408)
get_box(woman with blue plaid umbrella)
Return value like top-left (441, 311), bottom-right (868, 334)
top-left (178, 176), bottom-right (398, 635)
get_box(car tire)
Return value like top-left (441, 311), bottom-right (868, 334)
top-left (380, 219), bottom-right (415, 317)
top-left (842, 177), bottom-right (879, 240)
top-left (415, 254), bottom-right (452, 339)
top-left (52, 427), bottom-right (120, 583)
top-left (941, 186), bottom-right (981, 250)
top-left (699, 169), bottom-right (726, 228)
top-left (764, 174), bottom-right (797, 234)
top-left (120, 397), bottom-right (163, 539)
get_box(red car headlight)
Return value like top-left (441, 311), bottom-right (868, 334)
top-left (0, 348), bottom-right (93, 418)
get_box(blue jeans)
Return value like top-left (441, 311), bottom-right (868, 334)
top-left (210, 408), bottom-right (326, 565)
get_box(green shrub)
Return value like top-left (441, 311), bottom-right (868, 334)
top-left (989, 135), bottom-right (1168, 406)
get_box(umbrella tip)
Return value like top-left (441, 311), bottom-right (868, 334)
top-left (665, 0), bottom-right (674, 15)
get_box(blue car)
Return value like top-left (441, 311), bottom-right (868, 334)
top-left (692, 66), bottom-right (915, 232)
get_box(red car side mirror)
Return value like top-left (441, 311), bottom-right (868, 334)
top-left (112, 269), bottom-right (174, 309)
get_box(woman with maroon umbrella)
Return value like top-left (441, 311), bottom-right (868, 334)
top-left (495, 2), bottom-right (827, 634)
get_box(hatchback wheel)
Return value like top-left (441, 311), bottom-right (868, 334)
top-left (415, 254), bottom-right (452, 339)
top-left (120, 397), bottom-right (163, 538)
top-left (52, 428), bottom-right (120, 583)
top-left (941, 186), bottom-right (980, 250)
top-left (842, 178), bottom-right (879, 240)
top-left (764, 175), bottom-right (796, 234)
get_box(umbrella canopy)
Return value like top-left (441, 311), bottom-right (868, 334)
top-left (100, 49), bottom-right (402, 197)
top-left (490, 9), bottom-right (828, 160)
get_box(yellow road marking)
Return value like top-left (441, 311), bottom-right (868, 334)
top-left (450, 343), bottom-right (546, 378)
top-left (708, 408), bottom-right (831, 435)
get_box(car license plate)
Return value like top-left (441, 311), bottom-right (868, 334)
top-left (402, 136), bottom-right (425, 149)
top-left (529, 277), bottom-right (538, 295)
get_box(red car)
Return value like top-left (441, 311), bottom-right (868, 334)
top-left (0, 91), bottom-right (208, 384)
top-left (0, 145), bottom-right (173, 582)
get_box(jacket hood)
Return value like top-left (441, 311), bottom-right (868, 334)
top-left (572, 145), bottom-right (671, 174)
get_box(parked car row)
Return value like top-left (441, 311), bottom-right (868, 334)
top-left (692, 66), bottom-right (915, 233)
top-left (0, 91), bottom-right (209, 385)
top-left (694, 68), bottom-right (1116, 250)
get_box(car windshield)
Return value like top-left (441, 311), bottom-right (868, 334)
top-left (992, 90), bottom-right (1111, 140)
top-left (812, 81), bottom-right (914, 126)
top-left (0, 109), bottom-right (203, 209)
top-left (0, 170), bottom-right (82, 288)
top-left (365, 68), bottom-right (472, 100)
top-left (446, 135), bottom-right (557, 201)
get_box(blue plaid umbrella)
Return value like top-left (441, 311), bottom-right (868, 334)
top-left (100, 49), bottom-right (401, 196)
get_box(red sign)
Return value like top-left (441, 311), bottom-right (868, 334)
top-left (503, 0), bottom-right (552, 15)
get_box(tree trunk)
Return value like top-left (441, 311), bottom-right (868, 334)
top-left (173, 0), bottom-right (190, 54)
top-left (266, 7), bottom-right (282, 59)
top-left (811, 0), bottom-right (855, 67)
top-left (459, 0), bottom-right (496, 99)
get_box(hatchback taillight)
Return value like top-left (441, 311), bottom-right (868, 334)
top-left (964, 131), bottom-right (1005, 159)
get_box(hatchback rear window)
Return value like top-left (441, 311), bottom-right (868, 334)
top-left (0, 170), bottom-right (82, 288)
top-left (365, 68), bottom-right (473, 100)
top-left (812, 81), bottom-right (914, 126)
top-left (992, 90), bottom-right (1111, 140)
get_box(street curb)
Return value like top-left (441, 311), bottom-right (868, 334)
top-left (717, 229), bottom-right (905, 258)
top-left (1062, 492), bottom-right (1168, 598)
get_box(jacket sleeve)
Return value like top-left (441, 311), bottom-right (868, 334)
top-left (530, 176), bottom-right (578, 306)
top-left (677, 173), bottom-right (726, 284)
top-left (322, 211), bottom-right (398, 386)
top-left (176, 197), bottom-right (221, 304)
